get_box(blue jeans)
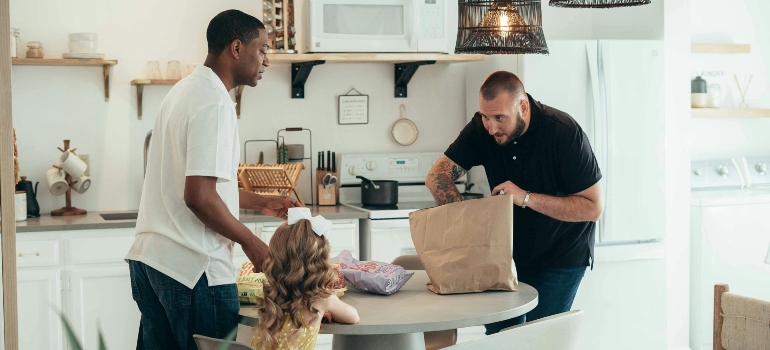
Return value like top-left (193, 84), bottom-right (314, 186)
top-left (128, 260), bottom-right (240, 350)
top-left (484, 266), bottom-right (586, 335)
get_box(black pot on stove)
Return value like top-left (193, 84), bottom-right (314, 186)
top-left (356, 176), bottom-right (398, 206)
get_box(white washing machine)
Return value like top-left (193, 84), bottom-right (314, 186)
top-left (690, 157), bottom-right (770, 350)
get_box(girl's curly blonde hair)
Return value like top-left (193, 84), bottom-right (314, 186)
top-left (253, 219), bottom-right (336, 350)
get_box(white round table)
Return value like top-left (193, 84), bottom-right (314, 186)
top-left (240, 271), bottom-right (538, 350)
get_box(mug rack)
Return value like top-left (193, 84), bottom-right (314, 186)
top-left (51, 140), bottom-right (87, 216)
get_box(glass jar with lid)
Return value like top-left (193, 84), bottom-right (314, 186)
top-left (25, 41), bottom-right (43, 59)
top-left (10, 27), bottom-right (20, 58)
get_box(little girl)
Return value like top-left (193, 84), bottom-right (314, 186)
top-left (252, 208), bottom-right (359, 350)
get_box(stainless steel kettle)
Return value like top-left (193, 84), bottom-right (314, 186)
top-left (15, 176), bottom-right (40, 218)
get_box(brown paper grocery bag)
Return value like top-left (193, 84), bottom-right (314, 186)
top-left (409, 195), bottom-right (518, 294)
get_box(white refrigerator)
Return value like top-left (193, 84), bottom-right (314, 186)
top-left (463, 40), bottom-right (667, 349)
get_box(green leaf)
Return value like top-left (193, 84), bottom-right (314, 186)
top-left (58, 311), bottom-right (84, 350)
top-left (98, 322), bottom-right (108, 350)
top-left (216, 326), bottom-right (240, 350)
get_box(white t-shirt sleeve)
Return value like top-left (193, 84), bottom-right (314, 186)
top-left (185, 103), bottom-right (237, 182)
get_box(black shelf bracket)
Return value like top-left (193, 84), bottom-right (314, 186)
top-left (394, 60), bottom-right (436, 98)
top-left (292, 60), bottom-right (326, 99)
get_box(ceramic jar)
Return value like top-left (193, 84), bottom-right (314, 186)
top-left (691, 76), bottom-right (708, 108)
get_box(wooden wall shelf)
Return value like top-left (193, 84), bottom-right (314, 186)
top-left (130, 79), bottom-right (176, 119)
top-left (130, 54), bottom-right (487, 116)
top-left (691, 44), bottom-right (751, 54)
top-left (12, 58), bottom-right (118, 100)
top-left (691, 108), bottom-right (770, 118)
top-left (270, 53), bottom-right (487, 98)
top-left (268, 53), bottom-right (488, 64)
top-left (130, 79), bottom-right (244, 119)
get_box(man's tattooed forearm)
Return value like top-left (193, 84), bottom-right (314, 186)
top-left (427, 156), bottom-right (467, 205)
top-left (450, 164), bottom-right (466, 181)
top-left (432, 174), bottom-right (462, 205)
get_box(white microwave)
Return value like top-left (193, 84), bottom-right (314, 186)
top-left (306, 0), bottom-right (449, 53)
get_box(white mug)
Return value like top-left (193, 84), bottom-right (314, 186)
top-left (71, 175), bottom-right (91, 194)
top-left (59, 151), bottom-right (87, 178)
top-left (14, 191), bottom-right (27, 221)
top-left (46, 168), bottom-right (69, 196)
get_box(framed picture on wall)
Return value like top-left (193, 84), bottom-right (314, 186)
top-left (338, 88), bottom-right (369, 125)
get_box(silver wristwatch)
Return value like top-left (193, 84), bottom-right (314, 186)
top-left (521, 191), bottom-right (531, 208)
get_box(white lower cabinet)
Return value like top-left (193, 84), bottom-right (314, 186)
top-left (67, 266), bottom-right (140, 350)
top-left (369, 219), bottom-right (415, 263)
top-left (17, 228), bottom-right (139, 350)
top-left (257, 220), bottom-right (359, 260)
top-left (17, 269), bottom-right (63, 350)
top-left (17, 221), bottom-right (360, 350)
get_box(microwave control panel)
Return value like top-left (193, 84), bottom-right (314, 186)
top-left (419, 0), bottom-right (444, 40)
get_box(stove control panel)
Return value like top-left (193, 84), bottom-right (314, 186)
top-left (340, 152), bottom-right (462, 185)
top-left (389, 157), bottom-right (419, 173)
top-left (691, 159), bottom-right (744, 190)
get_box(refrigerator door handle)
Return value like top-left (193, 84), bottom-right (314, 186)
top-left (587, 42), bottom-right (609, 240)
top-left (599, 42), bottom-right (613, 241)
top-left (587, 43), bottom-right (601, 152)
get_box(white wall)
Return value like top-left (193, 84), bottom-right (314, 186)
top-left (542, 0), bottom-right (664, 40)
top-left (9, 0), bottom-right (665, 213)
top-left (690, 0), bottom-right (770, 160)
top-left (664, 0), bottom-right (693, 349)
top-left (9, 0), bottom-right (470, 212)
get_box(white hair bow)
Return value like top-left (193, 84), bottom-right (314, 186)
top-left (287, 207), bottom-right (332, 236)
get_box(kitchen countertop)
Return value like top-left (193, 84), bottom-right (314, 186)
top-left (13, 205), bottom-right (368, 233)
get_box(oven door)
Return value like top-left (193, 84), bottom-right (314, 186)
top-left (369, 219), bottom-right (416, 263)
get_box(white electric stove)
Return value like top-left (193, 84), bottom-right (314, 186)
top-left (338, 152), bottom-right (466, 262)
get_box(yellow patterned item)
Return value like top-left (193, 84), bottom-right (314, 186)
top-left (251, 315), bottom-right (321, 350)
top-left (237, 272), bottom-right (268, 304)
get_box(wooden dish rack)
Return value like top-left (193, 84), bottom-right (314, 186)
top-left (238, 163), bottom-right (305, 206)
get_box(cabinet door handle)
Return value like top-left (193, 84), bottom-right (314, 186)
top-left (17, 252), bottom-right (41, 257)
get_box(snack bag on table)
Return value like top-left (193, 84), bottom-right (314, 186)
top-left (236, 261), bottom-right (347, 304)
top-left (330, 250), bottom-right (413, 296)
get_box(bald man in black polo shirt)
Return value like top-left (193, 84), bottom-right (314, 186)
top-left (426, 71), bottom-right (603, 335)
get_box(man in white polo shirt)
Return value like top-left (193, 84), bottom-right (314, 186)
top-left (125, 10), bottom-right (300, 349)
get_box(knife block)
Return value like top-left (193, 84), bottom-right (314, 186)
top-left (316, 170), bottom-right (338, 206)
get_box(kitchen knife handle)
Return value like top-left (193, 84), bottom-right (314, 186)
top-left (327, 151), bottom-right (331, 171)
top-left (332, 152), bottom-right (336, 173)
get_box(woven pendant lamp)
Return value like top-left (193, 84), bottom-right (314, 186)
top-left (456, 0), bottom-right (548, 55)
top-left (549, 0), bottom-right (651, 8)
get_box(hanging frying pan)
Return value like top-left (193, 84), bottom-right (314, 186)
top-left (391, 104), bottom-right (419, 146)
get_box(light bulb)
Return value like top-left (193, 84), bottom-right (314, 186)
top-left (500, 12), bottom-right (508, 30)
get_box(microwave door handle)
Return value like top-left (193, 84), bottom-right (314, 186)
top-left (409, 0), bottom-right (419, 50)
